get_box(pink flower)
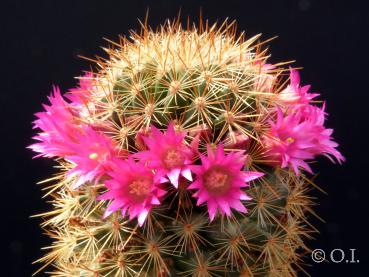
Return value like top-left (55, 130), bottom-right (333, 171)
top-left (30, 86), bottom-right (123, 188)
top-left (98, 158), bottom-right (167, 226)
top-left (66, 126), bottom-right (121, 188)
top-left (66, 72), bottom-right (94, 106)
top-left (278, 68), bottom-right (319, 105)
top-left (29, 86), bottom-right (82, 158)
top-left (188, 144), bottom-right (264, 221)
top-left (262, 106), bottom-right (344, 175)
top-left (134, 122), bottom-right (195, 188)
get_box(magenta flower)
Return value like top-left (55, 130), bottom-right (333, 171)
top-left (66, 72), bottom-right (94, 107)
top-left (188, 144), bottom-right (264, 221)
top-left (30, 86), bottom-right (123, 188)
top-left (263, 106), bottom-right (344, 174)
top-left (134, 122), bottom-right (195, 188)
top-left (98, 158), bottom-right (167, 226)
top-left (29, 86), bottom-right (82, 158)
top-left (65, 126), bottom-right (121, 188)
top-left (278, 68), bottom-right (319, 105)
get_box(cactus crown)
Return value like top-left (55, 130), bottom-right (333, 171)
top-left (31, 18), bottom-right (344, 277)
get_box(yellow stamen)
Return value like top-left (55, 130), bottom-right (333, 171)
top-left (89, 153), bottom-right (98, 160)
top-left (286, 137), bottom-right (295, 144)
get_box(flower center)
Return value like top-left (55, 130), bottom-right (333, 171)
top-left (89, 152), bottom-right (98, 160)
top-left (163, 149), bottom-right (185, 169)
top-left (129, 178), bottom-right (151, 200)
top-left (285, 137), bottom-right (295, 144)
top-left (203, 167), bottom-right (231, 196)
top-left (88, 143), bottom-right (109, 163)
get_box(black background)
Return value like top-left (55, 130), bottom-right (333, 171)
top-left (1, 0), bottom-right (368, 276)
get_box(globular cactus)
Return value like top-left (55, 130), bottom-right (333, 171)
top-left (30, 18), bottom-right (344, 277)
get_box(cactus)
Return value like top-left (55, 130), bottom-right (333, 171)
top-left (30, 18), bottom-right (344, 277)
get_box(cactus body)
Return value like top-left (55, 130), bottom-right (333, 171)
top-left (30, 19), bottom-right (344, 276)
